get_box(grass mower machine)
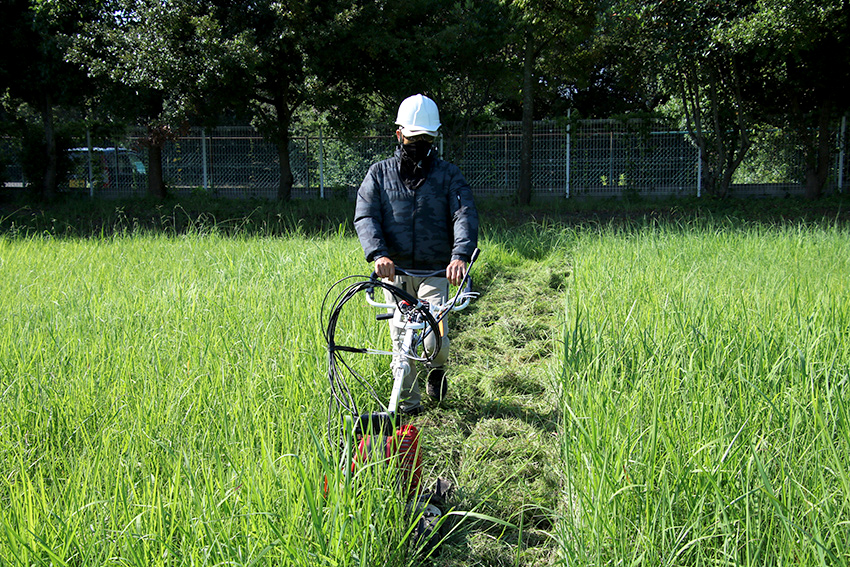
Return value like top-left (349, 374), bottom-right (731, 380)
top-left (321, 249), bottom-right (480, 555)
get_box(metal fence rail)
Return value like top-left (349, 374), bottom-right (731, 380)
top-left (440, 121), bottom-right (701, 198)
top-left (0, 137), bottom-right (24, 188)
top-left (148, 128), bottom-right (395, 199)
top-left (2, 119), bottom-right (846, 198)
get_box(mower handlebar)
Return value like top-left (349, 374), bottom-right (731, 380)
top-left (370, 248), bottom-right (479, 282)
top-left (388, 267), bottom-right (446, 279)
top-left (364, 270), bottom-right (474, 312)
top-left (364, 248), bottom-right (480, 312)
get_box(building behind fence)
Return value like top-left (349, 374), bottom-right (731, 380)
top-left (2, 119), bottom-right (848, 199)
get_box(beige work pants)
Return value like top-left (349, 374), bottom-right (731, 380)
top-left (383, 275), bottom-right (449, 413)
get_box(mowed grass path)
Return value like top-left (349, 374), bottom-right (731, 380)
top-left (1, 214), bottom-right (849, 566)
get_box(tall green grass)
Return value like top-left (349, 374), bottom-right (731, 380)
top-left (560, 221), bottom-right (850, 565)
top-left (4, 215), bottom-right (849, 566)
top-left (0, 233), bottom-right (422, 565)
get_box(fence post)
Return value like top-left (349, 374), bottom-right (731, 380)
top-left (839, 114), bottom-right (846, 193)
top-left (305, 134), bottom-right (310, 194)
top-left (319, 127), bottom-right (325, 199)
top-left (114, 140), bottom-right (120, 194)
top-left (86, 128), bottom-right (94, 198)
top-left (609, 126), bottom-right (614, 188)
top-left (201, 128), bottom-right (209, 192)
top-left (565, 110), bottom-right (571, 198)
top-left (504, 130), bottom-right (509, 192)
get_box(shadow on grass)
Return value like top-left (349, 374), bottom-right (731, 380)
top-left (478, 193), bottom-right (850, 233)
top-left (0, 195), bottom-right (357, 239)
top-left (3, 193), bottom-right (850, 240)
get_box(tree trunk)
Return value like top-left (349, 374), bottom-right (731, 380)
top-left (147, 144), bottom-right (166, 199)
top-left (701, 158), bottom-right (719, 197)
top-left (277, 136), bottom-right (294, 202)
top-left (41, 95), bottom-right (58, 199)
top-left (276, 108), bottom-right (294, 202)
top-left (144, 96), bottom-right (168, 199)
top-left (517, 36), bottom-right (535, 206)
top-left (805, 101), bottom-right (834, 200)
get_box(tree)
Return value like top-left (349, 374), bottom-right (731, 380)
top-left (566, 5), bottom-right (669, 117)
top-left (606, 0), bottom-right (759, 198)
top-left (205, 0), bottom-right (306, 201)
top-left (72, 0), bottom-right (513, 201)
top-left (1, 0), bottom-right (95, 198)
top-left (328, 0), bottom-right (516, 154)
top-left (500, 0), bottom-right (598, 205)
top-left (722, 0), bottom-right (850, 198)
top-left (203, 0), bottom-right (427, 201)
top-left (428, 0), bottom-right (516, 157)
top-left (602, 0), bottom-right (850, 198)
top-left (70, 0), bottom-right (240, 198)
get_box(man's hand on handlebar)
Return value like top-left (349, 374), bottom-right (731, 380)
top-left (374, 256), bottom-right (395, 282)
top-left (446, 259), bottom-right (467, 287)
top-left (374, 257), bottom-right (467, 286)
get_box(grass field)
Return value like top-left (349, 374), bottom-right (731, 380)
top-left (0, 198), bottom-right (848, 565)
top-left (559, 219), bottom-right (850, 566)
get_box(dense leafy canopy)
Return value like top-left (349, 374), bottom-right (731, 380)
top-left (2, 0), bottom-right (848, 200)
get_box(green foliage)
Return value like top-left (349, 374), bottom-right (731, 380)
top-left (415, 0), bottom-right (517, 139)
top-left (601, 0), bottom-right (850, 198)
top-left (718, 0), bottom-right (850, 197)
top-left (0, 0), bottom-right (97, 197)
top-left (732, 128), bottom-right (806, 185)
top-left (69, 0), bottom-right (241, 126)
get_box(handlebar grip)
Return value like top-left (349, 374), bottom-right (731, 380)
top-left (390, 267), bottom-right (443, 279)
top-left (372, 267), bottom-right (457, 280)
top-left (376, 313), bottom-right (393, 321)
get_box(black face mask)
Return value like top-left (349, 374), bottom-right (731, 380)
top-left (400, 140), bottom-right (434, 167)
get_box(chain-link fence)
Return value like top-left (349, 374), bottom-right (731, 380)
top-left (0, 137), bottom-right (24, 189)
top-left (127, 127), bottom-right (397, 200)
top-left (730, 123), bottom-right (850, 196)
top-left (2, 119), bottom-right (847, 199)
top-left (437, 121), bottom-right (700, 198)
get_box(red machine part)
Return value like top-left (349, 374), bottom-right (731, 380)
top-left (356, 425), bottom-right (422, 497)
top-left (324, 424), bottom-right (423, 498)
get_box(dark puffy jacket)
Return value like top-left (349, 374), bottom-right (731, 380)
top-left (355, 150), bottom-right (478, 271)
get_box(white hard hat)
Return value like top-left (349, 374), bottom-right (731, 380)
top-left (395, 94), bottom-right (441, 138)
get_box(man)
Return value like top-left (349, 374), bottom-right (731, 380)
top-left (354, 94), bottom-right (479, 415)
